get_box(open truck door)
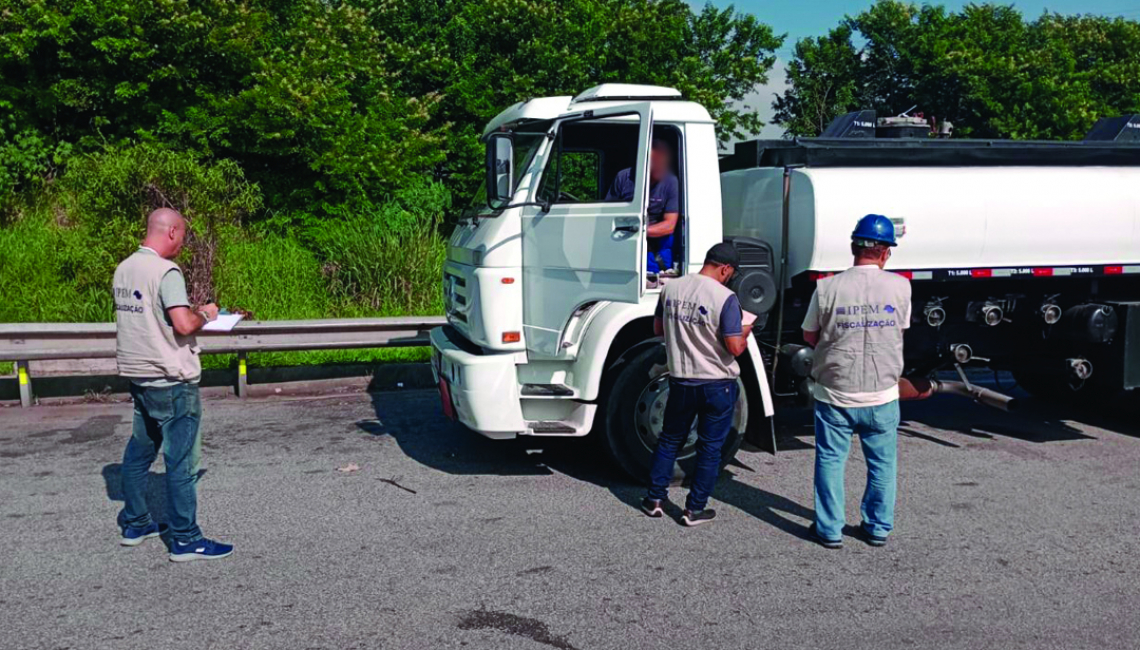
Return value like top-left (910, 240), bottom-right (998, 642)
top-left (520, 103), bottom-right (654, 356)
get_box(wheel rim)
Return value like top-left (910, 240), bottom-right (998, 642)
top-left (633, 373), bottom-right (749, 459)
top-left (634, 375), bottom-right (699, 457)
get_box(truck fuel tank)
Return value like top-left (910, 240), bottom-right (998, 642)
top-left (1056, 304), bottom-right (1118, 344)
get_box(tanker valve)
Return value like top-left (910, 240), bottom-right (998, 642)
top-left (951, 344), bottom-right (973, 364)
top-left (1040, 298), bottom-right (1062, 325)
top-left (923, 300), bottom-right (947, 327)
top-left (1067, 358), bottom-right (1094, 382)
top-left (981, 303), bottom-right (1004, 327)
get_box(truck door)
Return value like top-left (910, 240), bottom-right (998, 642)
top-left (520, 103), bottom-right (653, 357)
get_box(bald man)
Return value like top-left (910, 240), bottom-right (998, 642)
top-left (112, 208), bottom-right (233, 561)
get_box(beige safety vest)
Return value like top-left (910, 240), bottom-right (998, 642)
top-left (661, 274), bottom-right (740, 381)
top-left (811, 266), bottom-right (911, 395)
top-left (113, 250), bottom-right (202, 382)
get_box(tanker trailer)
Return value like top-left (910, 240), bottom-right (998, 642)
top-left (720, 112), bottom-right (1140, 406)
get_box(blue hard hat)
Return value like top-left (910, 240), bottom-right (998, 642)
top-left (852, 214), bottom-right (897, 246)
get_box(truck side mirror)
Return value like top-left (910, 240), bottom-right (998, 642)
top-left (485, 133), bottom-right (515, 210)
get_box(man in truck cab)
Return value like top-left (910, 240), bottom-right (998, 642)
top-left (604, 138), bottom-right (679, 274)
top-left (801, 215), bottom-right (911, 550)
top-left (642, 243), bottom-right (753, 526)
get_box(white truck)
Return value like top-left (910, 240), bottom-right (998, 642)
top-left (430, 84), bottom-right (1140, 480)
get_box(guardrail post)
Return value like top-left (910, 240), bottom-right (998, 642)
top-left (17, 360), bottom-right (32, 408)
top-left (237, 352), bottom-right (248, 399)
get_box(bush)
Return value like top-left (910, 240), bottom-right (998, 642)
top-left (0, 148), bottom-right (446, 372)
top-left (0, 120), bottom-right (71, 209)
top-left (307, 180), bottom-right (449, 316)
top-left (205, 224), bottom-right (434, 371)
top-left (55, 144), bottom-right (263, 304)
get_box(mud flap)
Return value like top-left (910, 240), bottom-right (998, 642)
top-left (743, 337), bottom-right (778, 454)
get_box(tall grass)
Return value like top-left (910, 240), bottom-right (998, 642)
top-left (0, 209), bottom-right (110, 322)
top-left (307, 180), bottom-right (449, 316)
top-left (214, 227), bottom-right (331, 320)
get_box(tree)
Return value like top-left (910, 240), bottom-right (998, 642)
top-left (2, 0), bottom-right (783, 209)
top-left (774, 1), bottom-right (1140, 139)
top-left (0, 0), bottom-right (447, 208)
top-left (772, 25), bottom-right (861, 137)
top-left (372, 0), bottom-right (783, 194)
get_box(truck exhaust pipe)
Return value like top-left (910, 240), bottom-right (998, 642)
top-left (900, 377), bottom-right (1018, 412)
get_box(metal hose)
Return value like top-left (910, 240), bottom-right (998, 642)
top-left (899, 377), bottom-right (1018, 412)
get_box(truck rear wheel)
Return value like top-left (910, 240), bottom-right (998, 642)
top-left (600, 344), bottom-right (747, 485)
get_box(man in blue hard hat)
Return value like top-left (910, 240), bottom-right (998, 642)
top-left (801, 214), bottom-right (912, 549)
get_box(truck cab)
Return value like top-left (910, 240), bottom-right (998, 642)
top-left (430, 84), bottom-right (772, 480)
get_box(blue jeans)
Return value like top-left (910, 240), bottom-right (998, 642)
top-left (646, 234), bottom-right (674, 273)
top-left (120, 382), bottom-right (204, 543)
top-left (648, 379), bottom-right (739, 511)
top-left (813, 400), bottom-right (899, 541)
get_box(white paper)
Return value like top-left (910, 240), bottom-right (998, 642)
top-left (742, 310), bottom-right (758, 326)
top-left (202, 313), bottom-right (244, 332)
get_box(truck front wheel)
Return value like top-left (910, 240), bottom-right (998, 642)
top-left (600, 344), bottom-right (747, 485)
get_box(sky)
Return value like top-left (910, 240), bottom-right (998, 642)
top-left (703, 0), bottom-right (1140, 137)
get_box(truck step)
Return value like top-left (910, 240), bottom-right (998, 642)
top-left (521, 384), bottom-right (575, 397)
top-left (527, 421), bottom-right (578, 434)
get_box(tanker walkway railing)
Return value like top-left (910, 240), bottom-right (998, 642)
top-left (0, 317), bottom-right (447, 408)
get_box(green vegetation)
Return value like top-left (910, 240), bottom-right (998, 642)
top-left (2, 0), bottom-right (1139, 373)
top-left (775, 2), bottom-right (1140, 137)
top-left (0, 2), bottom-right (780, 371)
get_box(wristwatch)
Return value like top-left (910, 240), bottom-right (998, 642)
top-left (198, 310), bottom-right (211, 323)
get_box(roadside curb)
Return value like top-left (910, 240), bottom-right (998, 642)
top-left (0, 362), bottom-right (435, 407)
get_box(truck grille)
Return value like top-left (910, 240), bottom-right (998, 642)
top-left (444, 270), bottom-right (470, 324)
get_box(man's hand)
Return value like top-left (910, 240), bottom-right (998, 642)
top-left (725, 332), bottom-right (750, 357)
top-left (803, 329), bottom-right (820, 348)
top-left (168, 304), bottom-right (214, 336)
top-left (197, 303), bottom-right (220, 322)
top-left (646, 212), bottom-right (678, 238)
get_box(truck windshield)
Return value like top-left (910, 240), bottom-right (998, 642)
top-left (466, 120), bottom-right (553, 215)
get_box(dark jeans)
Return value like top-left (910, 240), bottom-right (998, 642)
top-left (648, 379), bottom-right (739, 511)
top-left (120, 382), bottom-right (204, 543)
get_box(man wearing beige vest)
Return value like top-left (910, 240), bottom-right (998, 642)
top-left (802, 215), bottom-right (911, 550)
top-left (112, 208), bottom-right (233, 562)
top-left (642, 243), bottom-right (753, 526)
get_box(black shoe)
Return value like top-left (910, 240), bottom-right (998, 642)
top-left (809, 524), bottom-right (843, 550)
top-left (860, 525), bottom-right (888, 547)
top-left (681, 508), bottom-right (716, 526)
top-left (641, 498), bottom-right (664, 518)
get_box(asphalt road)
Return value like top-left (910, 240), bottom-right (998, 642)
top-left (2, 384), bottom-right (1139, 650)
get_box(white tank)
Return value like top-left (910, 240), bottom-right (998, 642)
top-left (721, 166), bottom-right (1140, 276)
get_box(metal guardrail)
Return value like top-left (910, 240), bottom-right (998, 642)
top-left (0, 317), bottom-right (446, 407)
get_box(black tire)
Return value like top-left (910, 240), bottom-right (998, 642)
top-left (599, 343), bottom-right (747, 485)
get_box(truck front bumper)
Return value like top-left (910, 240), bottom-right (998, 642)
top-left (430, 326), bottom-right (527, 440)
